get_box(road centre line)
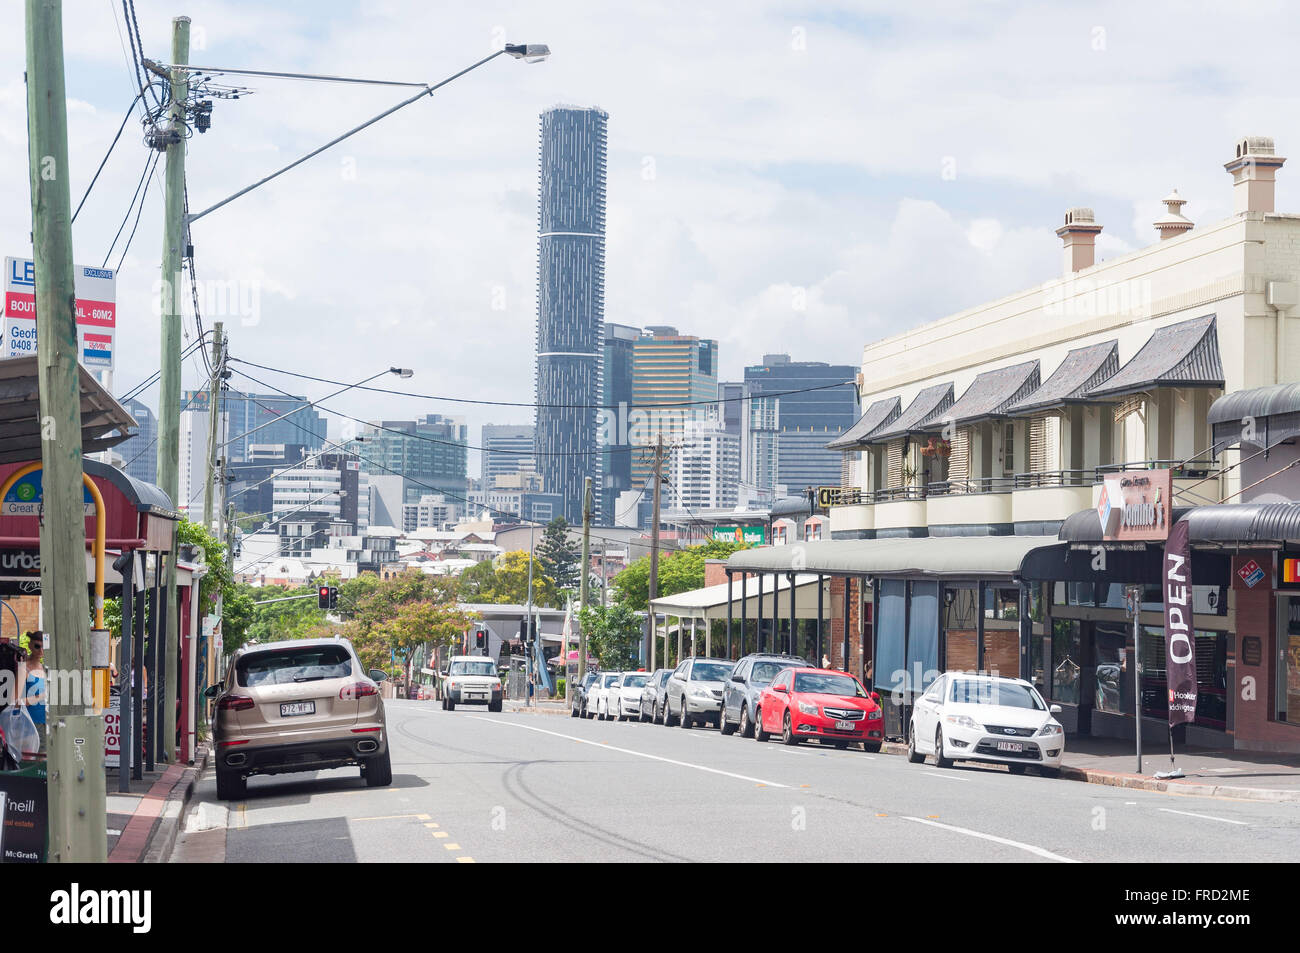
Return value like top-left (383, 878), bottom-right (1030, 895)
top-left (901, 816), bottom-right (1079, 863)
top-left (467, 715), bottom-right (788, 788)
top-left (1158, 807), bottom-right (1249, 825)
top-left (924, 771), bottom-right (972, 782)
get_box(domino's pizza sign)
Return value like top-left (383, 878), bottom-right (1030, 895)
top-left (3, 256), bottom-right (116, 370)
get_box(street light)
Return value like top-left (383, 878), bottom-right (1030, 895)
top-left (390, 367), bottom-right (414, 379)
top-left (505, 43), bottom-right (551, 63)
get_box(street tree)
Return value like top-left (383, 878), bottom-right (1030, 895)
top-left (536, 516), bottom-right (579, 592)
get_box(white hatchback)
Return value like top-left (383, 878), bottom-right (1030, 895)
top-left (907, 673), bottom-right (1064, 775)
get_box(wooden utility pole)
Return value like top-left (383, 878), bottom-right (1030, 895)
top-left (156, 15), bottom-right (190, 763)
top-left (202, 321), bottom-right (223, 529)
top-left (26, 0), bottom-right (106, 862)
top-left (577, 477), bottom-right (592, 688)
top-left (647, 434), bottom-right (664, 670)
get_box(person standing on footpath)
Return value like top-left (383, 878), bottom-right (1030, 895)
top-left (23, 631), bottom-right (47, 753)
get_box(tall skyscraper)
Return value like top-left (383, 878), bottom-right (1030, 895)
top-left (185, 388), bottom-right (327, 465)
top-left (535, 105), bottom-right (608, 524)
top-left (742, 354), bottom-right (859, 492)
top-left (600, 322), bottom-right (640, 522)
top-left (119, 397), bottom-right (159, 485)
top-left (481, 424), bottom-right (536, 488)
top-left (630, 326), bottom-right (718, 489)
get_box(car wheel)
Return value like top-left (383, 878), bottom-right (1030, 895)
top-left (1007, 763), bottom-right (1027, 775)
top-left (739, 704), bottom-right (754, 739)
top-left (617, 701), bottom-right (625, 722)
top-left (863, 741), bottom-right (882, 754)
top-left (446, 699), bottom-right (456, 712)
top-left (782, 710), bottom-right (799, 746)
top-left (663, 698), bottom-right (677, 727)
top-left (754, 707), bottom-right (769, 743)
top-left (571, 700), bottom-right (580, 718)
top-left (680, 700), bottom-right (692, 729)
top-left (488, 700), bottom-right (502, 713)
top-left (364, 747), bottom-right (393, 787)
top-left (719, 705), bottom-right (737, 736)
top-left (934, 727), bottom-right (953, 768)
top-left (906, 724), bottom-right (924, 763)
top-left (833, 741), bottom-right (848, 749)
top-left (215, 767), bottom-right (246, 801)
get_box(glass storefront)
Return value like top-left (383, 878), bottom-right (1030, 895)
top-left (1051, 619), bottom-right (1082, 705)
top-left (1280, 597), bottom-right (1300, 727)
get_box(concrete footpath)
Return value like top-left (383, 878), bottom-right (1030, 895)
top-left (505, 701), bottom-right (1300, 802)
top-left (107, 743), bottom-right (209, 863)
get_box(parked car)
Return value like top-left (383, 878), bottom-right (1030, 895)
top-left (592, 671), bottom-right (623, 720)
top-left (207, 637), bottom-right (391, 800)
top-left (907, 672), bottom-right (1064, 774)
top-left (612, 672), bottom-right (649, 721)
top-left (663, 657), bottom-right (735, 728)
top-left (720, 653), bottom-right (810, 738)
top-left (641, 669), bottom-right (672, 723)
top-left (571, 670), bottom-right (600, 718)
top-left (442, 656), bottom-right (503, 712)
top-left (753, 667), bottom-right (884, 750)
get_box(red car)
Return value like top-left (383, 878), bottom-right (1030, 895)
top-left (755, 667), bottom-right (884, 751)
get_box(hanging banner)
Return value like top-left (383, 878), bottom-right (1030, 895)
top-left (1162, 518), bottom-right (1197, 725)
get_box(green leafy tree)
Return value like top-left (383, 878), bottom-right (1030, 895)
top-left (491, 551), bottom-right (558, 607)
top-left (613, 539), bottom-right (748, 611)
top-left (536, 517), bottom-right (579, 593)
top-left (577, 603), bottom-right (642, 670)
top-left (456, 558), bottom-right (497, 602)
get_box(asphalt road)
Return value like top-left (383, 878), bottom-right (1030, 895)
top-left (172, 698), bottom-right (1300, 863)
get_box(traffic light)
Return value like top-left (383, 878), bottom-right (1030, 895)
top-left (328, 586), bottom-right (338, 610)
top-left (318, 585), bottom-right (330, 609)
top-left (475, 629), bottom-right (486, 650)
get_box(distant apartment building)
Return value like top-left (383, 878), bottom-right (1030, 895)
top-left (535, 105), bottom-right (608, 524)
top-left (118, 397), bottom-right (159, 485)
top-left (402, 493), bottom-right (460, 532)
top-left (361, 414), bottom-right (468, 503)
top-left (186, 388), bottom-right (326, 464)
top-left (630, 326), bottom-right (719, 490)
top-left (742, 354), bottom-right (858, 492)
top-left (467, 488), bottom-right (565, 525)
top-left (480, 424), bottom-right (536, 488)
top-left (228, 443), bottom-right (309, 519)
top-left (600, 322), bottom-right (640, 522)
top-left (271, 452), bottom-right (369, 544)
top-left (670, 419), bottom-right (740, 510)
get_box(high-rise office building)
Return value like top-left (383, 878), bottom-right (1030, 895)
top-left (188, 388), bottom-right (327, 464)
top-left (119, 397), bottom-right (158, 485)
top-left (600, 322), bottom-right (640, 522)
top-left (670, 419), bottom-right (740, 510)
top-left (361, 414), bottom-right (468, 504)
top-left (481, 424), bottom-right (535, 488)
top-left (742, 354), bottom-right (858, 492)
top-left (630, 327), bottom-right (718, 489)
top-left (535, 105), bottom-right (608, 524)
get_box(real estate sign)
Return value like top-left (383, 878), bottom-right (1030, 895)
top-left (1096, 469), bottom-right (1172, 542)
top-left (3, 256), bottom-right (117, 370)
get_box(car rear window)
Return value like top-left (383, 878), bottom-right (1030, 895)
top-left (237, 645), bottom-right (353, 687)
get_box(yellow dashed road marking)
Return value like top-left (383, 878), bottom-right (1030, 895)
top-left (457, 856), bottom-right (476, 863)
top-left (444, 843), bottom-right (461, 850)
top-left (432, 831), bottom-right (449, 839)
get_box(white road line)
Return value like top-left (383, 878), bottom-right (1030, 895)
top-left (1158, 807), bottom-right (1249, 826)
top-left (924, 771), bottom-right (972, 782)
top-left (901, 816), bottom-right (1079, 863)
top-left (467, 715), bottom-right (788, 788)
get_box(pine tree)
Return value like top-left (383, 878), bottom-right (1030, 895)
top-left (536, 516), bottom-right (579, 593)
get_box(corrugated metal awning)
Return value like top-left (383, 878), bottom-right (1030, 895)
top-left (825, 396), bottom-right (901, 450)
top-left (1006, 340), bottom-right (1119, 415)
top-left (1059, 502), bottom-right (1300, 544)
top-left (0, 356), bottom-right (136, 464)
top-left (1084, 314), bottom-right (1224, 399)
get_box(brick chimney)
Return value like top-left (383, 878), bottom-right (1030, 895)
top-left (1056, 207), bottom-right (1102, 273)
top-left (1153, 189), bottom-right (1193, 240)
top-left (1224, 137), bottom-right (1286, 214)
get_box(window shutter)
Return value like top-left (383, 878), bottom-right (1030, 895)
top-left (886, 439), bottom-right (903, 488)
top-left (947, 427), bottom-right (970, 490)
top-left (1029, 417), bottom-right (1050, 473)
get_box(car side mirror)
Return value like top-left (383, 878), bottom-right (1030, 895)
top-left (368, 669), bottom-right (389, 682)
top-left (203, 684), bottom-right (221, 699)
top-left (870, 692), bottom-right (881, 706)
top-left (774, 685), bottom-right (788, 694)
top-left (1049, 704), bottom-right (1061, 714)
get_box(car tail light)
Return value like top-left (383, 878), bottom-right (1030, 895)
top-left (340, 682), bottom-right (379, 700)
top-left (217, 695), bottom-right (254, 712)
top-left (351, 726), bottom-right (382, 733)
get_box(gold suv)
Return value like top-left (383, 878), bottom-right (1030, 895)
top-left (207, 638), bottom-right (391, 800)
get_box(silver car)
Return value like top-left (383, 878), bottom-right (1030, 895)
top-left (640, 669), bottom-right (672, 723)
top-left (663, 657), bottom-right (735, 729)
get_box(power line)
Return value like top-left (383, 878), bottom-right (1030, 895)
top-left (72, 90), bottom-right (144, 224)
top-left (102, 149), bottom-right (158, 269)
top-left (114, 151), bottom-right (160, 272)
top-left (117, 333), bottom-right (210, 405)
top-left (227, 357), bottom-right (858, 411)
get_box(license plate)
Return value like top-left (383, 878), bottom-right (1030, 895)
top-left (834, 720), bottom-right (855, 731)
top-left (996, 741), bottom-right (1024, 752)
top-left (280, 701), bottom-right (316, 717)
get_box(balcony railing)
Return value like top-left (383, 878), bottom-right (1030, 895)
top-left (825, 459), bottom-right (1221, 506)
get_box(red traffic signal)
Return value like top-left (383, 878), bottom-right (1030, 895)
top-left (318, 586), bottom-right (330, 609)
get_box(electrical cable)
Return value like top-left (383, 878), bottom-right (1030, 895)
top-left (72, 90), bottom-right (145, 225)
top-left (102, 149), bottom-right (157, 269)
top-left (114, 151), bottom-right (160, 272)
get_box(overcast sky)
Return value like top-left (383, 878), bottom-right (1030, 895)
top-left (2, 0), bottom-right (1298, 470)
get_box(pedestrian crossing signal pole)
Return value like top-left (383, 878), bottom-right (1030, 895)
top-left (577, 477), bottom-right (592, 692)
top-left (647, 435), bottom-right (664, 670)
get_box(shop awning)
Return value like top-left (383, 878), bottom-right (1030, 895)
top-left (1059, 502), bottom-right (1300, 545)
top-left (869, 383), bottom-right (954, 442)
top-left (932, 360), bottom-right (1040, 428)
top-left (726, 535), bottom-right (1061, 580)
top-left (1006, 340), bottom-right (1120, 415)
top-left (0, 355), bottom-right (136, 464)
top-left (825, 397), bottom-right (901, 450)
top-left (1208, 383), bottom-right (1300, 447)
top-left (1083, 314), bottom-right (1224, 399)
top-left (650, 573), bottom-right (824, 621)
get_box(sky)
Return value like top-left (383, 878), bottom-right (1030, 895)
top-left (3, 0), bottom-right (1299, 473)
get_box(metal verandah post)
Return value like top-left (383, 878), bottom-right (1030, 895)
top-left (726, 568), bottom-right (733, 659)
top-left (118, 554), bottom-right (133, 793)
top-left (842, 576), bottom-right (851, 673)
top-left (132, 559), bottom-right (147, 780)
top-left (787, 571), bottom-right (796, 657)
top-left (740, 571), bottom-right (747, 657)
top-left (816, 574), bottom-right (824, 665)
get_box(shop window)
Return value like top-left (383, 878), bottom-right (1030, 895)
top-left (1093, 621), bottom-right (1130, 714)
top-left (943, 586), bottom-right (978, 672)
top-left (1139, 627), bottom-right (1228, 729)
top-left (1281, 598), bottom-right (1300, 726)
top-left (983, 586), bottom-right (1021, 678)
top-left (1052, 619), bottom-right (1083, 704)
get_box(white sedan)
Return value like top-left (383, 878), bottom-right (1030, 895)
top-left (612, 672), bottom-right (649, 721)
top-left (592, 672), bottom-right (623, 720)
top-left (907, 673), bottom-right (1064, 775)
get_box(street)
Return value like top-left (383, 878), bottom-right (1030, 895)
top-left (173, 700), bottom-right (1300, 863)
